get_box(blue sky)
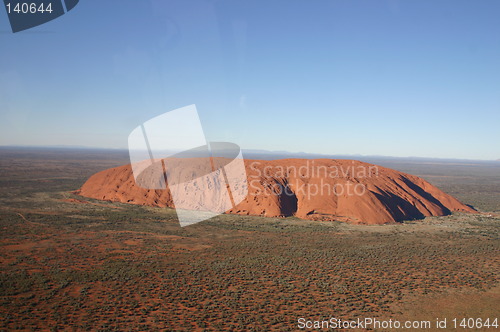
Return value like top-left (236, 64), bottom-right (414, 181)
top-left (0, 0), bottom-right (499, 160)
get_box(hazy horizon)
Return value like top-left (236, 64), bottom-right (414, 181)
top-left (1, 143), bottom-right (498, 162)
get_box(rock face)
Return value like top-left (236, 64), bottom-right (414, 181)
top-left (76, 159), bottom-right (475, 225)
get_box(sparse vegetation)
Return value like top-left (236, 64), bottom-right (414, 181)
top-left (0, 148), bottom-right (498, 330)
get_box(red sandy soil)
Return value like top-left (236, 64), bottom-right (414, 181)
top-left (75, 159), bottom-right (475, 225)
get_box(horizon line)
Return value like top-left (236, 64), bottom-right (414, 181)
top-left (0, 144), bottom-right (498, 163)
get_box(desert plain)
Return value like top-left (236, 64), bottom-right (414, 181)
top-left (0, 147), bottom-right (498, 331)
